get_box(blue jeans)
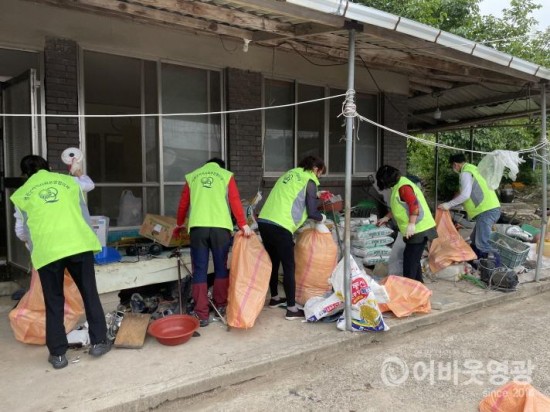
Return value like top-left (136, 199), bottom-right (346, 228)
top-left (471, 207), bottom-right (501, 255)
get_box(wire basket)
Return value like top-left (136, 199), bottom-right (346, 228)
top-left (488, 232), bottom-right (530, 268)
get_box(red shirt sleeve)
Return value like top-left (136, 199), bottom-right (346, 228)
top-left (176, 184), bottom-right (190, 226)
top-left (398, 185), bottom-right (420, 216)
top-left (228, 176), bottom-right (247, 229)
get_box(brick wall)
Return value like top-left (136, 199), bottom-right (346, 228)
top-left (225, 68), bottom-right (263, 200)
top-left (382, 93), bottom-right (408, 173)
top-left (44, 37), bottom-right (79, 172)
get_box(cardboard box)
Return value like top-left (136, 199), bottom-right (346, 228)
top-left (139, 214), bottom-right (190, 247)
top-left (91, 216), bottom-right (110, 247)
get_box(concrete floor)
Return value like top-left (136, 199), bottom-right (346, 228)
top-left (2, 264), bottom-right (550, 412)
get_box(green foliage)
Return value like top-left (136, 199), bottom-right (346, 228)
top-left (407, 120), bottom-right (540, 200)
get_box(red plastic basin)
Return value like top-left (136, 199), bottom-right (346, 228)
top-left (148, 314), bottom-right (199, 346)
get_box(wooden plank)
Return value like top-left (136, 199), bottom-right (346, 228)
top-left (114, 313), bottom-right (151, 349)
top-left (30, 0), bottom-right (254, 40)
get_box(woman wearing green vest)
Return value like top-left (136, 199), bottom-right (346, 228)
top-left (258, 156), bottom-right (326, 320)
top-left (376, 165), bottom-right (437, 283)
top-left (10, 155), bottom-right (110, 370)
top-left (176, 158), bottom-right (252, 327)
top-left (438, 153), bottom-right (501, 260)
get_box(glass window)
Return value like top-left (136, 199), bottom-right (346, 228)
top-left (354, 93), bottom-right (378, 173)
top-left (264, 79), bottom-right (294, 173)
top-left (297, 84), bottom-right (324, 161)
top-left (265, 83), bottom-right (378, 175)
top-left (84, 52), bottom-right (222, 226)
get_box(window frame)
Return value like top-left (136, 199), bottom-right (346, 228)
top-left (78, 47), bottom-right (226, 221)
top-left (262, 76), bottom-right (380, 178)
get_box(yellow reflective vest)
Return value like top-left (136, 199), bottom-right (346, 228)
top-left (185, 162), bottom-right (233, 231)
top-left (461, 163), bottom-right (500, 219)
top-left (390, 177), bottom-right (436, 236)
top-left (259, 167), bottom-right (319, 234)
top-left (10, 170), bottom-right (101, 270)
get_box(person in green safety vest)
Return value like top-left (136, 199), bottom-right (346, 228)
top-left (258, 156), bottom-right (327, 320)
top-left (10, 155), bottom-right (111, 370)
top-left (376, 165), bottom-right (437, 283)
top-left (176, 158), bottom-right (252, 327)
top-left (438, 153), bottom-right (501, 261)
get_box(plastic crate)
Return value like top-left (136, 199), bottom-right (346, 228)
top-left (489, 232), bottom-right (530, 268)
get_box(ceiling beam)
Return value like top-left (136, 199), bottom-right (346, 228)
top-left (29, 0), bottom-right (255, 40)
top-left (409, 82), bottom-right (433, 94)
top-left (227, 0), bottom-right (345, 27)
top-left (412, 91), bottom-right (541, 116)
top-left (409, 76), bottom-right (453, 89)
top-left (132, 0), bottom-right (294, 35)
top-left (411, 108), bottom-right (549, 133)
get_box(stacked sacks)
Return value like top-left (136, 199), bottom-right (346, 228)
top-left (295, 222), bottom-right (338, 306)
top-left (351, 223), bottom-right (394, 266)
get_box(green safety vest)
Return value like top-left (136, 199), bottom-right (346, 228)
top-left (390, 176), bottom-right (436, 236)
top-left (10, 169), bottom-right (101, 270)
top-left (259, 167), bottom-right (320, 234)
top-left (461, 163), bottom-right (500, 219)
top-left (185, 162), bottom-right (233, 231)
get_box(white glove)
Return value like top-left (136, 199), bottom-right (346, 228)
top-left (438, 202), bottom-right (451, 211)
top-left (70, 160), bottom-right (82, 176)
top-left (377, 216), bottom-right (390, 226)
top-left (242, 224), bottom-right (253, 237)
top-left (320, 213), bottom-right (327, 224)
top-left (406, 223), bottom-right (416, 239)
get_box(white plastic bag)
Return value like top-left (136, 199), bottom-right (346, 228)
top-left (478, 150), bottom-right (525, 190)
top-left (304, 293), bottom-right (344, 322)
top-left (330, 255), bottom-right (389, 332)
top-left (117, 190), bottom-right (142, 226)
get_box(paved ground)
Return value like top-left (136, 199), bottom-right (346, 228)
top-left (161, 290), bottom-right (550, 411)
top-left (2, 263), bottom-right (550, 412)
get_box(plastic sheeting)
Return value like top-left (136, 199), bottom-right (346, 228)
top-left (378, 275), bottom-right (432, 317)
top-left (295, 225), bottom-right (338, 305)
top-left (479, 382), bottom-right (550, 412)
top-left (227, 233), bottom-right (271, 329)
top-left (9, 269), bottom-right (84, 345)
top-left (478, 150), bottom-right (525, 190)
top-left (428, 209), bottom-right (477, 274)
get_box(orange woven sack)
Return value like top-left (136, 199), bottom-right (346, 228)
top-left (429, 209), bottom-right (477, 274)
top-left (227, 233), bottom-right (271, 329)
top-left (9, 269), bottom-right (85, 345)
top-left (378, 275), bottom-right (431, 317)
top-left (479, 381), bottom-right (550, 412)
top-left (295, 227), bottom-right (338, 306)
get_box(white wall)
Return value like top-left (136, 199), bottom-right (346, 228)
top-left (0, 0), bottom-right (408, 95)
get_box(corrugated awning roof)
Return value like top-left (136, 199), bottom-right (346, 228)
top-left (30, 0), bottom-right (550, 132)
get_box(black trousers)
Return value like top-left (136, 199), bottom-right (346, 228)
top-left (402, 238), bottom-right (428, 283)
top-left (257, 222), bottom-right (296, 307)
top-left (37, 251), bottom-right (107, 356)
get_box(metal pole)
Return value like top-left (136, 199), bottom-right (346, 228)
top-left (343, 28), bottom-right (355, 331)
top-left (535, 82), bottom-right (547, 282)
top-left (469, 127), bottom-right (474, 163)
top-left (434, 132), bottom-right (439, 211)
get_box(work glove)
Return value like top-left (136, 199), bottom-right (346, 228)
top-left (241, 224), bottom-right (253, 237)
top-left (405, 223), bottom-right (416, 239)
top-left (438, 202), bottom-right (451, 210)
top-left (376, 215), bottom-right (390, 227)
top-left (317, 190), bottom-right (332, 201)
top-left (69, 160), bottom-right (83, 176)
